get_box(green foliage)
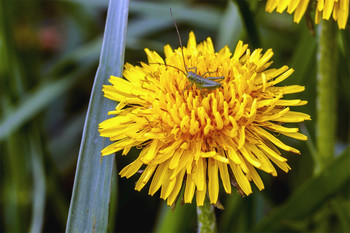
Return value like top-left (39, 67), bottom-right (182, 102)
top-left (0, 0), bottom-right (349, 232)
top-left (65, 0), bottom-right (129, 232)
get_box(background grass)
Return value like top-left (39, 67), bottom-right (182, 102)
top-left (0, 0), bottom-right (349, 232)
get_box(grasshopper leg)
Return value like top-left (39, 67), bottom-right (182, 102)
top-left (206, 76), bottom-right (224, 81)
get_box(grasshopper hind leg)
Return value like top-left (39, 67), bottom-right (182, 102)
top-left (206, 76), bottom-right (224, 81)
top-left (182, 82), bottom-right (194, 94)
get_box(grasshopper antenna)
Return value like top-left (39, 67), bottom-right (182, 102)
top-left (170, 8), bottom-right (187, 72)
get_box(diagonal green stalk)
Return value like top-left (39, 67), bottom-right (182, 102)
top-left (252, 146), bottom-right (350, 232)
top-left (315, 20), bottom-right (337, 173)
top-left (197, 198), bottom-right (217, 233)
top-left (233, 0), bottom-right (260, 49)
top-left (66, 0), bottom-right (129, 232)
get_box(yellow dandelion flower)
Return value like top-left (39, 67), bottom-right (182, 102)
top-left (99, 32), bottom-right (310, 206)
top-left (265, 0), bottom-right (349, 29)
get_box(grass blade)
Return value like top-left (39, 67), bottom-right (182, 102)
top-left (253, 146), bottom-right (350, 232)
top-left (0, 75), bottom-right (77, 141)
top-left (233, 0), bottom-right (260, 49)
top-left (0, 37), bottom-right (101, 141)
top-left (66, 0), bottom-right (129, 232)
top-left (29, 126), bottom-right (46, 233)
top-left (217, 0), bottom-right (243, 49)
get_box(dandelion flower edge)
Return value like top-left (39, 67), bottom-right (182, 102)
top-left (265, 0), bottom-right (349, 29)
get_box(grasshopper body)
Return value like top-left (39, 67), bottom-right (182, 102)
top-left (186, 68), bottom-right (224, 91)
top-left (154, 9), bottom-right (225, 92)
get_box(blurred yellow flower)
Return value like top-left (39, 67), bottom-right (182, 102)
top-left (99, 32), bottom-right (310, 206)
top-left (266, 0), bottom-right (349, 29)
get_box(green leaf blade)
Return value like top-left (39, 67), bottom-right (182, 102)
top-left (253, 146), bottom-right (350, 232)
top-left (66, 0), bottom-right (129, 232)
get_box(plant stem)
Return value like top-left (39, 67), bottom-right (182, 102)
top-left (316, 20), bottom-right (337, 172)
top-left (197, 198), bottom-right (217, 233)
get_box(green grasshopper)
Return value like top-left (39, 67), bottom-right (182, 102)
top-left (151, 9), bottom-right (225, 92)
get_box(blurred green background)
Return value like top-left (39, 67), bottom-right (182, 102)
top-left (0, 0), bottom-right (349, 232)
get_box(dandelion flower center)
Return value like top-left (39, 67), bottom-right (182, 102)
top-left (99, 32), bottom-right (310, 206)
